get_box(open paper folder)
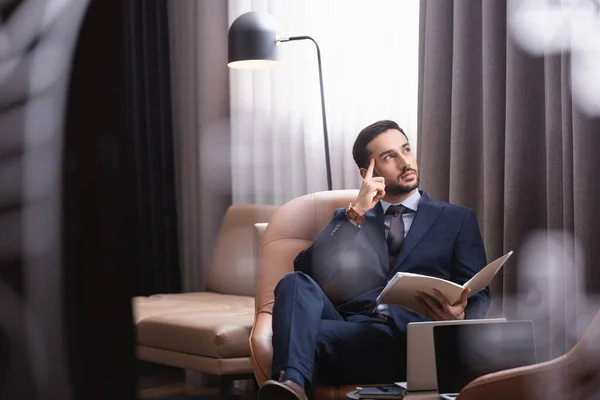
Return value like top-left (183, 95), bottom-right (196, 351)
top-left (377, 251), bottom-right (513, 315)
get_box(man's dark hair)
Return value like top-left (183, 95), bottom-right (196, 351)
top-left (352, 120), bottom-right (408, 169)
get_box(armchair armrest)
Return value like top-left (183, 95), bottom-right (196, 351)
top-left (250, 309), bottom-right (274, 385)
top-left (458, 359), bottom-right (558, 400)
top-left (460, 309), bottom-right (600, 399)
top-left (254, 223), bottom-right (269, 275)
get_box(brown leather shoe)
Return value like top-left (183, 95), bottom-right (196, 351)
top-left (258, 379), bottom-right (308, 400)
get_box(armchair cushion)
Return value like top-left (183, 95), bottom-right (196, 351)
top-left (134, 292), bottom-right (254, 358)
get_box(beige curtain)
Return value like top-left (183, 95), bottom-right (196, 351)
top-left (168, 0), bottom-right (232, 292)
top-left (418, 0), bottom-right (600, 363)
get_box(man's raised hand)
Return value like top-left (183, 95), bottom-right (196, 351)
top-left (354, 158), bottom-right (385, 215)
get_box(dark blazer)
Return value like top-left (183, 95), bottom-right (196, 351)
top-left (293, 191), bottom-right (490, 330)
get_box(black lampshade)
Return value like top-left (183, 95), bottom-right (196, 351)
top-left (228, 11), bottom-right (280, 69)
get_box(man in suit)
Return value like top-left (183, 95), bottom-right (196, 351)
top-left (258, 120), bottom-right (490, 400)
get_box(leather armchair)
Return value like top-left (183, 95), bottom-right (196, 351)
top-left (251, 189), bottom-right (367, 400)
top-left (459, 309), bottom-right (600, 400)
top-left (133, 204), bottom-right (277, 387)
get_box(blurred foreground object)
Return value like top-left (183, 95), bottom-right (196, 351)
top-left (0, 1), bottom-right (90, 399)
top-left (509, 0), bottom-right (600, 116)
top-left (459, 307), bottom-right (600, 399)
top-left (464, 230), bottom-right (600, 399)
top-left (0, 0), bottom-right (146, 398)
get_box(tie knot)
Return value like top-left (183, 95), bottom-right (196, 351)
top-left (386, 204), bottom-right (408, 217)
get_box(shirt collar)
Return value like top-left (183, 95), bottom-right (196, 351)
top-left (380, 189), bottom-right (421, 215)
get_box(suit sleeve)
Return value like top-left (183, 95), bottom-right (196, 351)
top-left (293, 208), bottom-right (362, 285)
top-left (452, 208), bottom-right (491, 319)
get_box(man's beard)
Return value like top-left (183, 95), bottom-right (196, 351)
top-left (385, 172), bottom-right (419, 196)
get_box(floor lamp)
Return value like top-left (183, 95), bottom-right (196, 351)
top-left (227, 11), bottom-right (333, 191)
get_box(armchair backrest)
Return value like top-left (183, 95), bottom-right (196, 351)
top-left (206, 204), bottom-right (278, 296)
top-left (255, 190), bottom-right (358, 315)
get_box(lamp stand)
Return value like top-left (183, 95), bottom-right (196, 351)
top-left (278, 36), bottom-right (332, 191)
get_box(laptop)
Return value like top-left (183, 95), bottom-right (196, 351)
top-left (405, 318), bottom-right (506, 391)
top-left (433, 320), bottom-right (537, 399)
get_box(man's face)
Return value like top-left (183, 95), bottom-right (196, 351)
top-left (361, 129), bottom-right (419, 196)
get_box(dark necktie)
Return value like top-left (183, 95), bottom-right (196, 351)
top-left (386, 205), bottom-right (408, 267)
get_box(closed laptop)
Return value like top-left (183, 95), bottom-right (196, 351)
top-left (433, 320), bottom-right (537, 397)
top-left (406, 318), bottom-right (506, 391)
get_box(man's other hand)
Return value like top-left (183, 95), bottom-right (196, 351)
top-left (415, 287), bottom-right (470, 320)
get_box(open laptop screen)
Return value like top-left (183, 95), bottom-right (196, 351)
top-left (433, 320), bottom-right (537, 394)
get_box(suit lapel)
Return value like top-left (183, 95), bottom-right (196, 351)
top-left (362, 202), bottom-right (387, 268)
top-left (391, 192), bottom-right (444, 273)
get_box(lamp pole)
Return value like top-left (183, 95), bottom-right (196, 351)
top-left (278, 36), bottom-right (332, 191)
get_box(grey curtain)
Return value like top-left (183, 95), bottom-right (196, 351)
top-left (124, 0), bottom-right (182, 297)
top-left (168, 0), bottom-right (232, 292)
top-left (418, 0), bottom-right (600, 362)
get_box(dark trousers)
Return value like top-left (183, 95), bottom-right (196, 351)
top-left (271, 272), bottom-right (407, 397)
